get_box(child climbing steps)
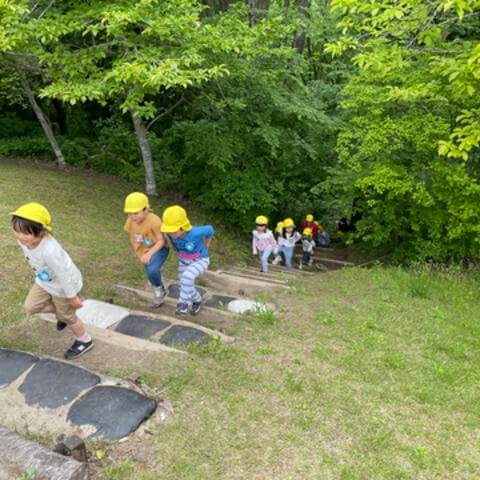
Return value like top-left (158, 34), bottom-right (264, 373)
top-left (123, 192), bottom-right (170, 308)
top-left (299, 227), bottom-right (316, 269)
top-left (252, 216), bottom-right (277, 273)
top-left (161, 205), bottom-right (214, 316)
top-left (10, 203), bottom-right (93, 360)
top-left (273, 218), bottom-right (301, 271)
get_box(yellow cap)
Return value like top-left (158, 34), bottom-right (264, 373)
top-left (275, 221), bottom-right (284, 233)
top-left (161, 205), bottom-right (192, 233)
top-left (10, 202), bottom-right (52, 231)
top-left (314, 220), bottom-right (319, 226)
top-left (256, 215), bottom-right (268, 225)
top-left (283, 218), bottom-right (295, 228)
top-left (124, 192), bottom-right (149, 213)
top-left (303, 227), bottom-right (312, 236)
top-left (306, 214), bottom-right (314, 222)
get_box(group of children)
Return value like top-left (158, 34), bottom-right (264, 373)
top-left (11, 194), bottom-right (214, 360)
top-left (252, 214), bottom-right (329, 272)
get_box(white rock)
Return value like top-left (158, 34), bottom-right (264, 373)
top-left (227, 299), bottom-right (268, 315)
top-left (76, 299), bottom-right (130, 329)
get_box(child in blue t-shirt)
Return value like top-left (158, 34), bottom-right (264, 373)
top-left (161, 205), bottom-right (214, 315)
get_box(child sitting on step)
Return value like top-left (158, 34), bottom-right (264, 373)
top-left (252, 216), bottom-right (277, 273)
top-left (299, 227), bottom-right (315, 269)
top-left (161, 205), bottom-right (214, 316)
top-left (273, 218), bottom-right (301, 271)
top-left (10, 203), bottom-right (93, 360)
top-left (124, 192), bottom-right (170, 308)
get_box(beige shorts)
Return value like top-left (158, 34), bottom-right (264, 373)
top-left (24, 283), bottom-right (80, 325)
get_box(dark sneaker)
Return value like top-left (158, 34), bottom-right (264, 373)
top-left (190, 301), bottom-right (202, 316)
top-left (175, 302), bottom-right (189, 315)
top-left (151, 286), bottom-right (167, 308)
top-left (64, 339), bottom-right (94, 360)
top-left (56, 321), bottom-right (67, 331)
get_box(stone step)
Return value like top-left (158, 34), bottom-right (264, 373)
top-left (218, 268), bottom-right (290, 285)
top-left (0, 349), bottom-right (160, 441)
top-left (44, 296), bottom-right (235, 351)
top-left (201, 270), bottom-right (289, 298)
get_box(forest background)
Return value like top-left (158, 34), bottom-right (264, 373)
top-left (1, 0), bottom-right (479, 261)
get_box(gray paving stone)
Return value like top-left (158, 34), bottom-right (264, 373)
top-left (159, 325), bottom-right (209, 347)
top-left (0, 349), bottom-right (38, 387)
top-left (167, 283), bottom-right (206, 300)
top-left (18, 359), bottom-right (100, 409)
top-left (67, 386), bottom-right (157, 440)
top-left (115, 314), bottom-right (171, 339)
top-left (204, 294), bottom-right (237, 309)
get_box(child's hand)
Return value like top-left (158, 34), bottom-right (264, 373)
top-left (140, 253), bottom-right (152, 265)
top-left (69, 296), bottom-right (83, 309)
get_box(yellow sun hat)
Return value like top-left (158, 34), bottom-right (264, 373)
top-left (306, 214), bottom-right (314, 222)
top-left (255, 215), bottom-right (268, 225)
top-left (10, 202), bottom-right (52, 231)
top-left (283, 218), bottom-right (295, 228)
top-left (303, 227), bottom-right (313, 237)
top-left (275, 221), bottom-right (284, 233)
top-left (124, 192), bottom-right (149, 213)
top-left (161, 205), bottom-right (192, 233)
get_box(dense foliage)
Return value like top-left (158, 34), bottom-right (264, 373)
top-left (1, 0), bottom-right (479, 260)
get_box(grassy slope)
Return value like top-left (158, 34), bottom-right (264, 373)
top-left (1, 159), bottom-right (480, 479)
top-left (0, 158), bottom-right (247, 329)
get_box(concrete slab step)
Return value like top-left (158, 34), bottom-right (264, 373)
top-left (216, 269), bottom-right (290, 286)
top-left (0, 348), bottom-right (159, 441)
top-left (39, 313), bottom-right (185, 354)
top-left (201, 269), bottom-right (289, 297)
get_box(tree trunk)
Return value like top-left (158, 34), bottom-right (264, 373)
top-left (293, 0), bottom-right (310, 54)
top-left (245, 0), bottom-right (270, 26)
top-left (131, 110), bottom-right (157, 196)
top-left (17, 67), bottom-right (66, 169)
top-left (51, 99), bottom-right (67, 135)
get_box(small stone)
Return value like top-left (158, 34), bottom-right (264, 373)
top-left (129, 372), bottom-right (141, 384)
top-left (54, 434), bottom-right (88, 463)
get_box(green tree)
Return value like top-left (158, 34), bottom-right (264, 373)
top-left (35, 0), bottom-right (286, 194)
top-left (321, 0), bottom-right (480, 260)
top-left (0, 0), bottom-right (66, 168)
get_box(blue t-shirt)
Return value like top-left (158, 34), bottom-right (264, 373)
top-left (169, 225), bottom-right (214, 261)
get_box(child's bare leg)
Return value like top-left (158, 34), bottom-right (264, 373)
top-left (69, 319), bottom-right (86, 338)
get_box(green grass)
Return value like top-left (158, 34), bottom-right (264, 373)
top-left (1, 159), bottom-right (480, 479)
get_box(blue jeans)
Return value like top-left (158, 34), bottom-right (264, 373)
top-left (278, 245), bottom-right (294, 271)
top-left (260, 248), bottom-right (273, 272)
top-left (144, 247), bottom-right (169, 287)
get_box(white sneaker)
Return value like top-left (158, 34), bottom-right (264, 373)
top-left (272, 256), bottom-right (281, 265)
top-left (151, 286), bottom-right (167, 308)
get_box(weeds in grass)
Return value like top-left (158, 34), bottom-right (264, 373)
top-left (383, 354), bottom-right (405, 369)
top-left (252, 308), bottom-right (276, 327)
top-left (104, 460), bottom-right (134, 480)
top-left (285, 372), bottom-right (303, 393)
top-left (188, 336), bottom-right (231, 360)
top-left (258, 346), bottom-right (273, 355)
top-left (313, 311), bottom-right (335, 325)
top-left (19, 467), bottom-right (36, 480)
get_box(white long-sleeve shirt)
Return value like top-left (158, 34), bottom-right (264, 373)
top-left (301, 237), bottom-right (315, 253)
top-left (278, 231), bottom-right (301, 248)
top-left (252, 229), bottom-right (277, 254)
top-left (19, 236), bottom-right (83, 298)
